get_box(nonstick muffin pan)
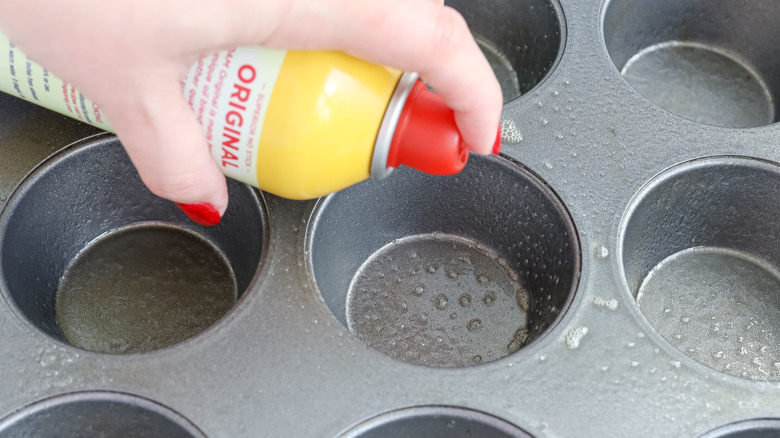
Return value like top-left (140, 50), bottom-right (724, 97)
top-left (0, 0), bottom-right (780, 436)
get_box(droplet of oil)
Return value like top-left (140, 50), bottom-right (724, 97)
top-left (593, 245), bottom-right (609, 259)
top-left (499, 117), bottom-right (523, 144)
top-left (483, 291), bottom-right (497, 307)
top-left (507, 326), bottom-right (529, 353)
top-left (516, 286), bottom-right (530, 312)
top-left (466, 319), bottom-right (483, 332)
top-left (564, 326), bottom-right (588, 349)
top-left (433, 293), bottom-right (449, 310)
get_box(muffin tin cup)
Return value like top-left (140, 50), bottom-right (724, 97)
top-left (446, 0), bottom-right (565, 102)
top-left (1, 0), bottom-right (780, 435)
top-left (307, 154), bottom-right (580, 368)
top-left (620, 157), bottom-right (780, 381)
top-left (603, 0), bottom-right (780, 128)
top-left (699, 419), bottom-right (780, 438)
top-left (0, 135), bottom-right (268, 354)
top-left (0, 391), bottom-right (206, 438)
top-left (338, 406), bottom-right (533, 438)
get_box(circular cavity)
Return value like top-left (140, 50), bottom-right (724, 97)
top-left (308, 154), bottom-right (580, 368)
top-left (0, 391), bottom-right (206, 438)
top-left (56, 224), bottom-right (237, 354)
top-left (339, 406), bottom-right (533, 438)
top-left (602, 0), bottom-right (780, 128)
top-left (446, 0), bottom-right (565, 103)
top-left (0, 135), bottom-right (267, 353)
top-left (699, 419), bottom-right (780, 438)
top-left (620, 156), bottom-right (780, 380)
top-left (346, 234), bottom-right (532, 367)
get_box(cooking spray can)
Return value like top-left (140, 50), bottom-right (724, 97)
top-left (0, 34), bottom-right (501, 200)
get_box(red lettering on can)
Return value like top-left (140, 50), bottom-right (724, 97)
top-left (231, 83), bottom-right (251, 103)
top-left (92, 102), bottom-right (104, 124)
top-left (218, 64), bottom-right (256, 170)
top-left (226, 110), bottom-right (243, 127)
top-left (237, 65), bottom-right (256, 83)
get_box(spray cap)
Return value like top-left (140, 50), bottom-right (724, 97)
top-left (385, 80), bottom-right (501, 175)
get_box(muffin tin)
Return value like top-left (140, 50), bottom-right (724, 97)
top-left (0, 0), bottom-right (779, 436)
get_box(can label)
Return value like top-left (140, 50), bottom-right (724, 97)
top-left (0, 34), bottom-right (286, 188)
top-left (0, 36), bottom-right (113, 131)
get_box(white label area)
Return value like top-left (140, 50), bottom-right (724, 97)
top-left (0, 34), bottom-right (112, 130)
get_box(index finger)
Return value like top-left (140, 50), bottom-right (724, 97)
top-left (248, 0), bottom-right (503, 154)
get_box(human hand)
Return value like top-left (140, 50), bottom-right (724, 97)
top-left (0, 0), bottom-right (502, 223)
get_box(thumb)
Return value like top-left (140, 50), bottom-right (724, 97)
top-left (102, 72), bottom-right (229, 225)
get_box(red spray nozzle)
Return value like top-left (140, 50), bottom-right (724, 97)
top-left (384, 80), bottom-right (503, 175)
top-left (386, 81), bottom-right (470, 175)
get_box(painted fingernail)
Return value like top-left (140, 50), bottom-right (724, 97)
top-left (492, 124), bottom-right (502, 155)
top-left (176, 202), bottom-right (221, 226)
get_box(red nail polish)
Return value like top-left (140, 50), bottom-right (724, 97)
top-left (176, 202), bottom-right (221, 226)
top-left (492, 124), bottom-right (502, 155)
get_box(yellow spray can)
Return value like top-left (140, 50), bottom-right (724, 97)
top-left (0, 36), bottom-right (501, 200)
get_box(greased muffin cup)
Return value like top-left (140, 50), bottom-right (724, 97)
top-left (1, 0), bottom-right (780, 436)
top-left (0, 135), bottom-right (267, 355)
top-left (307, 154), bottom-right (579, 368)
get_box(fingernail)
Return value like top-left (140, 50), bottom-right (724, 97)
top-left (176, 202), bottom-right (221, 226)
top-left (492, 124), bottom-right (502, 155)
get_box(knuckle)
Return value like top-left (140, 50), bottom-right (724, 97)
top-left (141, 170), bottom-right (204, 202)
top-left (430, 7), bottom-right (472, 58)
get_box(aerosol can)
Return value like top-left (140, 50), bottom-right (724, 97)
top-left (0, 35), bottom-right (501, 200)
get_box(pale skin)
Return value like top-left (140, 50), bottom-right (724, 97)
top-left (0, 0), bottom-right (502, 217)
